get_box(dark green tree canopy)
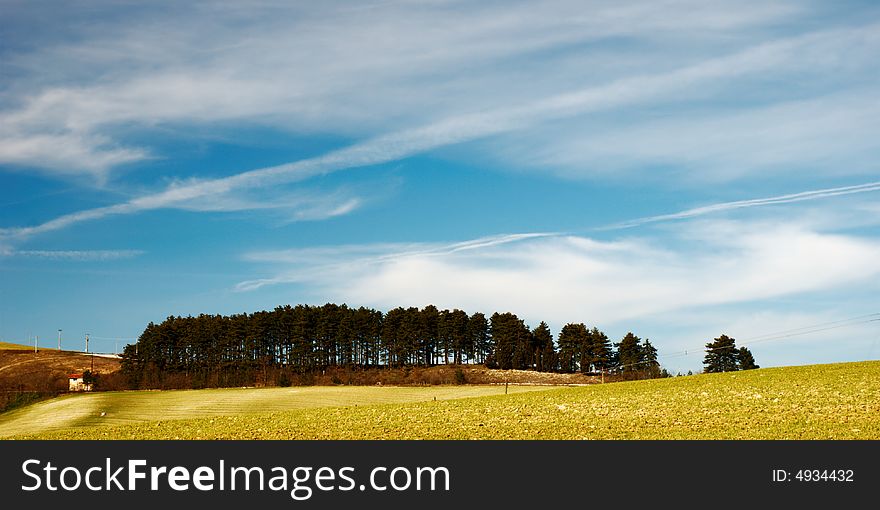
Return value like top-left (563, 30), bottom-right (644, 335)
top-left (737, 347), bottom-right (759, 370)
top-left (557, 323), bottom-right (588, 373)
top-left (703, 334), bottom-right (740, 373)
top-left (531, 322), bottom-right (553, 372)
top-left (588, 328), bottom-right (612, 371)
top-left (121, 303), bottom-right (664, 389)
top-left (616, 332), bottom-right (642, 372)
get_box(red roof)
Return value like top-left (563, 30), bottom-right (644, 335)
top-left (69, 373), bottom-right (83, 379)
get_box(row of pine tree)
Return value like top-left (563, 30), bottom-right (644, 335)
top-left (121, 303), bottom-right (662, 385)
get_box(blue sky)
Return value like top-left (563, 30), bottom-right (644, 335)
top-left (1, 0), bottom-right (879, 372)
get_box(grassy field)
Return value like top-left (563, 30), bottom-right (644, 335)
top-left (6, 360), bottom-right (880, 440)
top-left (0, 342), bottom-right (33, 351)
top-left (0, 384), bottom-right (552, 438)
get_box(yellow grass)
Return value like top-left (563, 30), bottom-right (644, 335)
top-left (7, 361), bottom-right (880, 440)
top-left (0, 342), bottom-right (34, 351)
top-left (0, 384), bottom-right (554, 438)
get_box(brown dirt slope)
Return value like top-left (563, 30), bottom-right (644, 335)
top-left (0, 347), bottom-right (121, 391)
top-left (451, 365), bottom-right (600, 385)
top-left (364, 365), bottom-right (601, 386)
top-left (0, 343), bottom-right (594, 391)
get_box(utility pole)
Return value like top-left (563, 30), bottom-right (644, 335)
top-left (85, 333), bottom-right (89, 353)
top-left (58, 329), bottom-right (62, 351)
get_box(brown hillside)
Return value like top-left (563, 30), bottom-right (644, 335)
top-left (305, 365), bottom-right (601, 386)
top-left (0, 344), bottom-right (596, 391)
top-left (0, 347), bottom-right (121, 392)
top-left (434, 365), bottom-right (599, 385)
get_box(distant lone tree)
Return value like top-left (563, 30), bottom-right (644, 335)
top-left (737, 347), bottom-right (759, 370)
top-left (703, 334), bottom-right (739, 373)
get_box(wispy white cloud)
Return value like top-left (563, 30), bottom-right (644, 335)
top-left (0, 178), bottom-right (366, 242)
top-left (492, 89), bottom-right (880, 182)
top-left (0, 133), bottom-right (148, 180)
top-left (4, 22), bottom-right (875, 244)
top-left (288, 197), bottom-right (363, 222)
top-left (236, 233), bottom-right (556, 291)
top-left (236, 232), bottom-right (559, 280)
top-left (173, 182), bottom-right (366, 219)
top-left (234, 221), bottom-right (880, 329)
top-left (1, 1), bottom-right (806, 177)
top-left (6, 249), bottom-right (144, 261)
top-left (4, 1), bottom-right (878, 372)
top-left (604, 180), bottom-right (880, 229)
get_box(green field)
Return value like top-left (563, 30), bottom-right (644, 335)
top-left (0, 384), bottom-right (551, 439)
top-left (5, 361), bottom-right (880, 440)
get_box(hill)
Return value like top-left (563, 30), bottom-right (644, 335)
top-left (7, 360), bottom-right (880, 440)
top-left (0, 342), bottom-right (34, 351)
top-left (0, 384), bottom-right (558, 438)
top-left (0, 346), bottom-right (121, 391)
top-left (0, 345), bottom-right (123, 413)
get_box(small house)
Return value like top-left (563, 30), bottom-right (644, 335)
top-left (68, 373), bottom-right (92, 392)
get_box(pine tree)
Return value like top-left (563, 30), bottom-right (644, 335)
top-left (420, 305), bottom-right (440, 365)
top-left (541, 341), bottom-right (558, 372)
top-left (557, 323), bottom-right (585, 373)
top-left (438, 308), bottom-right (453, 365)
top-left (616, 332), bottom-right (642, 372)
top-left (703, 334), bottom-right (739, 373)
top-left (588, 327), bottom-right (612, 372)
top-left (382, 307), bottom-right (405, 367)
top-left (641, 339), bottom-right (659, 377)
top-left (737, 347), bottom-right (759, 370)
top-left (446, 309), bottom-right (468, 365)
top-left (531, 322), bottom-right (553, 371)
top-left (467, 312), bottom-right (490, 364)
top-left (490, 313), bottom-right (520, 370)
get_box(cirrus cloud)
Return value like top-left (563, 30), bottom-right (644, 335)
top-left (236, 219), bottom-right (880, 329)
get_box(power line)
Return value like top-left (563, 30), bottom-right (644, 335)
top-left (613, 312), bottom-right (880, 371)
top-left (738, 313), bottom-right (880, 343)
top-left (738, 319), bottom-right (880, 348)
top-left (87, 335), bottom-right (138, 355)
top-left (659, 313), bottom-right (880, 361)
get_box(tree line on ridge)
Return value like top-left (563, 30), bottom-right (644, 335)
top-left (120, 303), bottom-right (663, 388)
